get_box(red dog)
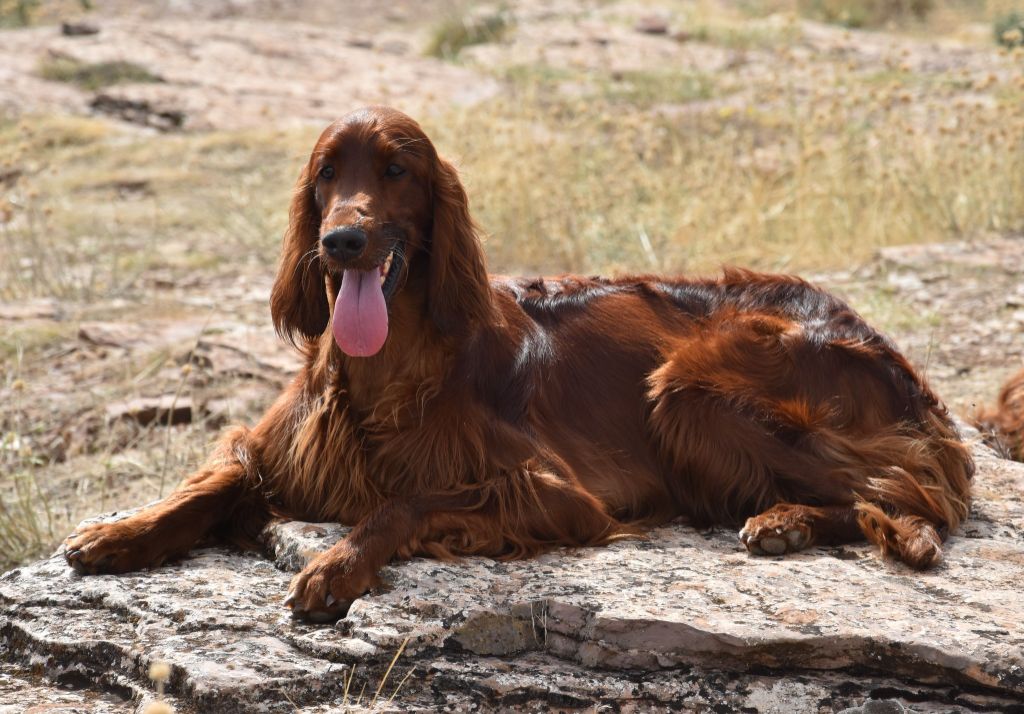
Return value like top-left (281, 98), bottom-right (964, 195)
top-left (976, 368), bottom-right (1024, 462)
top-left (66, 106), bottom-right (974, 621)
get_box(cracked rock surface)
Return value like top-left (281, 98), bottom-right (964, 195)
top-left (3, 441), bottom-right (1024, 712)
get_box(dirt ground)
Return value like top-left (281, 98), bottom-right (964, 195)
top-left (1, 0), bottom-right (1022, 568)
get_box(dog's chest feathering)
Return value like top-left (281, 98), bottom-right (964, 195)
top-left (274, 366), bottom-right (500, 524)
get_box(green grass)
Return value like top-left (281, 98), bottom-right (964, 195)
top-left (0, 0), bottom-right (37, 26)
top-left (0, 0), bottom-right (91, 27)
top-left (853, 287), bottom-right (942, 333)
top-left (500, 65), bottom-right (716, 111)
top-left (995, 12), bottom-right (1024, 47)
top-left (426, 9), bottom-right (512, 59)
top-left (38, 56), bottom-right (162, 91)
top-left (602, 70), bottom-right (716, 108)
top-left (797, 0), bottom-right (934, 28)
top-left (0, 323), bottom-right (74, 362)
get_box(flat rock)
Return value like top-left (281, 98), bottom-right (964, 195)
top-left (3, 442), bottom-right (1024, 712)
top-left (0, 18), bottom-right (500, 131)
top-left (105, 395), bottom-right (194, 427)
top-left (60, 21), bottom-right (101, 37)
top-left (0, 299), bottom-right (62, 322)
top-left (634, 15), bottom-right (671, 35)
top-left (77, 319), bottom-right (301, 379)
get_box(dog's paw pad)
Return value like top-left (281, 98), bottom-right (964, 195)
top-left (284, 575), bottom-right (355, 624)
top-left (287, 597), bottom-right (352, 623)
top-left (758, 536), bottom-right (788, 554)
top-left (739, 522), bottom-right (811, 556)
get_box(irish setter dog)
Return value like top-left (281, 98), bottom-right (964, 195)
top-left (976, 368), bottom-right (1024, 462)
top-left (66, 106), bottom-right (976, 622)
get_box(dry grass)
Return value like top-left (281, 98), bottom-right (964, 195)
top-left (0, 115), bottom-right (310, 301)
top-left (0, 116), bottom-right (314, 567)
top-left (427, 61), bottom-right (1024, 275)
top-left (0, 330), bottom-right (244, 571)
top-left (0, 364), bottom-right (56, 568)
top-left (737, 0), bottom-right (1024, 28)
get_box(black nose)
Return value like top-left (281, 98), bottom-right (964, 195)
top-left (321, 227), bottom-right (368, 261)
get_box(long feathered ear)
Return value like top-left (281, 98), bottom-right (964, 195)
top-left (428, 156), bottom-right (494, 334)
top-left (270, 164), bottom-right (329, 344)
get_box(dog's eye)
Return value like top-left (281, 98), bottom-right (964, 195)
top-left (384, 163), bottom-right (405, 178)
top-left (319, 165), bottom-right (335, 180)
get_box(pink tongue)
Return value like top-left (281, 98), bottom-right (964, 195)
top-left (333, 269), bottom-right (388, 357)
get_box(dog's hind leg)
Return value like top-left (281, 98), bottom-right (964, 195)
top-left (646, 310), bottom-right (971, 570)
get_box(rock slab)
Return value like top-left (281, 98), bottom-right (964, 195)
top-left (2, 442), bottom-right (1024, 712)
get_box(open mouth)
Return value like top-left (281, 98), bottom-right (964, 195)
top-left (331, 242), bottom-right (404, 358)
top-left (379, 245), bottom-right (404, 300)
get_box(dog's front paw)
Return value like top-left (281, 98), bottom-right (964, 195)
top-left (739, 514), bottom-right (812, 556)
top-left (284, 548), bottom-right (378, 623)
top-left (64, 521), bottom-right (164, 575)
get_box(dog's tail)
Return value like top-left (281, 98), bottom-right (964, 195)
top-left (972, 367), bottom-right (1024, 462)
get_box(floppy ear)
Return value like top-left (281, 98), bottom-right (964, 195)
top-left (270, 164), bottom-right (329, 344)
top-left (428, 156), bottom-right (494, 334)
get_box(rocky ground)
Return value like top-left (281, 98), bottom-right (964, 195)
top-left (820, 235), bottom-right (1024, 415)
top-left (2, 437), bottom-right (1024, 712)
top-left (0, 11), bottom-right (496, 131)
top-left (2, 0), bottom-right (1023, 711)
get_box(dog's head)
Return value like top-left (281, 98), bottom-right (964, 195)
top-left (270, 106), bottom-right (492, 356)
